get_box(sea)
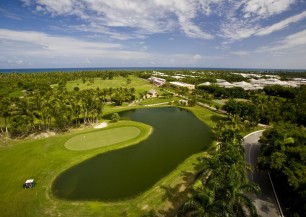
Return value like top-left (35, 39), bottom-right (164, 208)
top-left (0, 67), bottom-right (305, 73)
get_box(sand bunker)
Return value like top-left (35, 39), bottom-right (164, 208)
top-left (94, 122), bottom-right (108, 129)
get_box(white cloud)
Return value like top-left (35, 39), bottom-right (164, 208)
top-left (0, 8), bottom-right (22, 21)
top-left (0, 28), bottom-right (225, 68)
top-left (0, 29), bottom-right (151, 67)
top-left (219, 0), bottom-right (300, 40)
top-left (256, 11), bottom-right (306, 36)
top-left (33, 0), bottom-right (76, 15)
top-left (243, 0), bottom-right (296, 18)
top-left (192, 54), bottom-right (202, 61)
top-left (257, 29), bottom-right (306, 52)
top-left (0, 29), bottom-right (121, 51)
top-left (23, 0), bottom-right (214, 39)
top-left (22, 0), bottom-right (302, 41)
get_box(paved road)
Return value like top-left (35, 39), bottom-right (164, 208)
top-left (244, 130), bottom-right (282, 217)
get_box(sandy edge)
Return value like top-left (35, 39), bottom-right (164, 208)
top-left (94, 122), bottom-right (108, 129)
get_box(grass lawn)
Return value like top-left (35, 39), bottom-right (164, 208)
top-left (65, 126), bottom-right (141, 150)
top-left (184, 105), bottom-right (227, 128)
top-left (140, 96), bottom-right (180, 105)
top-left (65, 75), bottom-right (158, 95)
top-left (0, 106), bottom-right (227, 217)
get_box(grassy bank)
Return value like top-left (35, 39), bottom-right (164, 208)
top-left (0, 106), bottom-right (225, 217)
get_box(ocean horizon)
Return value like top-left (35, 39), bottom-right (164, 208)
top-left (0, 67), bottom-right (305, 73)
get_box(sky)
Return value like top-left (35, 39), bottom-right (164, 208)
top-left (0, 0), bottom-right (306, 69)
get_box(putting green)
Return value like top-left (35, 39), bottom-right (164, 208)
top-left (65, 126), bottom-right (141, 150)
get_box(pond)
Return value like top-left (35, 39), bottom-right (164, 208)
top-left (52, 107), bottom-right (212, 201)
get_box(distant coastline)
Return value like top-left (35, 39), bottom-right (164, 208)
top-left (0, 67), bottom-right (305, 73)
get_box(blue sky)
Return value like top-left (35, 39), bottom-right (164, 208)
top-left (0, 0), bottom-right (306, 69)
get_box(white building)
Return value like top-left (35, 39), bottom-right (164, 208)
top-left (232, 81), bottom-right (253, 90)
top-left (217, 81), bottom-right (234, 88)
top-left (148, 89), bottom-right (158, 97)
top-left (169, 81), bottom-right (195, 89)
top-left (148, 76), bottom-right (166, 86)
top-left (198, 82), bottom-right (211, 86)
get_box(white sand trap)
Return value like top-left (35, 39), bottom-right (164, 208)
top-left (94, 122), bottom-right (108, 129)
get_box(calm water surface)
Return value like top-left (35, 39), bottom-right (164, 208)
top-left (52, 107), bottom-right (212, 201)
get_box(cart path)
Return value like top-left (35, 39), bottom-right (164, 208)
top-left (243, 130), bottom-right (282, 217)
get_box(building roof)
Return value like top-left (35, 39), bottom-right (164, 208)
top-left (217, 81), bottom-right (233, 87)
top-left (198, 82), bottom-right (211, 86)
top-left (232, 81), bottom-right (252, 87)
top-left (169, 81), bottom-right (195, 89)
top-left (148, 89), bottom-right (157, 94)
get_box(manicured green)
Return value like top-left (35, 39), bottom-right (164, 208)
top-left (65, 126), bottom-right (140, 150)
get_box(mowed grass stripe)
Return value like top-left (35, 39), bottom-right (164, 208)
top-left (65, 127), bottom-right (141, 150)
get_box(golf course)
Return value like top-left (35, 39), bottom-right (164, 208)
top-left (0, 106), bottom-right (223, 217)
top-left (64, 126), bottom-right (141, 150)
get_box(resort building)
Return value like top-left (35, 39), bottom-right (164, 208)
top-left (148, 89), bottom-right (158, 97)
top-left (152, 71), bottom-right (166, 77)
top-left (217, 81), bottom-right (234, 88)
top-left (198, 82), bottom-right (211, 86)
top-left (179, 99), bottom-right (189, 106)
top-left (169, 81), bottom-right (195, 89)
top-left (232, 81), bottom-right (253, 90)
top-left (148, 76), bottom-right (166, 86)
top-left (172, 75), bottom-right (184, 80)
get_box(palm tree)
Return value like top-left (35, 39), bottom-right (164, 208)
top-left (0, 97), bottom-right (11, 133)
top-left (179, 120), bottom-right (260, 217)
top-left (180, 147), bottom-right (259, 217)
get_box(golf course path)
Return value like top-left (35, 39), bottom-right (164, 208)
top-left (243, 130), bottom-right (283, 217)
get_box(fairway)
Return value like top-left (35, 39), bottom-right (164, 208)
top-left (65, 126), bottom-right (141, 150)
top-left (65, 75), bottom-right (157, 95)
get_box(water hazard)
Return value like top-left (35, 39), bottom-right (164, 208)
top-left (52, 107), bottom-right (212, 201)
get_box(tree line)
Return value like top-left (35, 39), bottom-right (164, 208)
top-left (221, 85), bottom-right (306, 126)
top-left (0, 70), bottom-right (136, 97)
top-left (0, 86), bottom-right (136, 137)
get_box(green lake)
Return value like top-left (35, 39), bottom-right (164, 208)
top-left (52, 107), bottom-right (212, 201)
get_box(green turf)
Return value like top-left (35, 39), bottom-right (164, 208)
top-left (0, 106), bottom-right (227, 217)
top-left (65, 126), bottom-right (140, 150)
top-left (65, 75), bottom-right (157, 95)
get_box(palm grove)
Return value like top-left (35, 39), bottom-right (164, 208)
top-left (0, 71), bottom-right (136, 136)
top-left (0, 70), bottom-right (305, 216)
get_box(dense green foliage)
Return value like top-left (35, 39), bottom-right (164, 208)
top-left (197, 85), bottom-right (248, 99)
top-left (1, 88), bottom-right (107, 136)
top-left (178, 120), bottom-right (259, 217)
top-left (0, 72), bottom-right (147, 137)
top-left (258, 122), bottom-right (306, 217)
top-left (221, 85), bottom-right (306, 126)
top-left (223, 99), bottom-right (259, 126)
top-left (263, 85), bottom-right (296, 98)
